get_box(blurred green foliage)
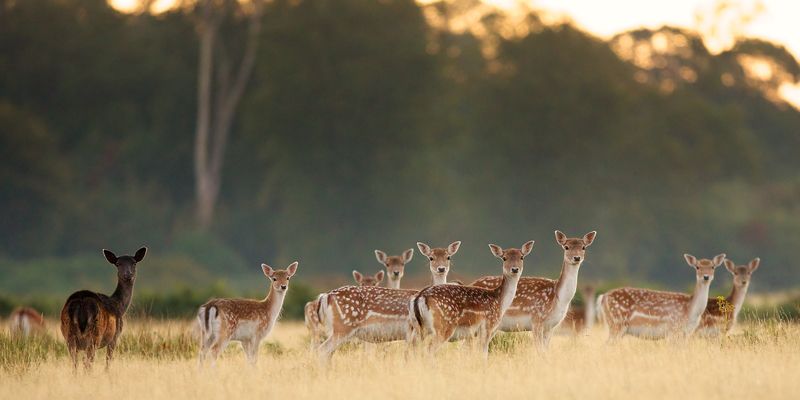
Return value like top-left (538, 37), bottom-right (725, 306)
top-left (0, 0), bottom-right (799, 301)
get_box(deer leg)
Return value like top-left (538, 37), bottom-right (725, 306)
top-left (84, 345), bottom-right (96, 371)
top-left (68, 344), bottom-right (79, 371)
top-left (208, 339), bottom-right (227, 368)
top-left (319, 332), bottom-right (352, 363)
top-left (105, 342), bottom-right (116, 371)
top-left (606, 323), bottom-right (624, 344)
top-left (242, 339), bottom-right (260, 366)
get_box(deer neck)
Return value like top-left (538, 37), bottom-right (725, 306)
top-left (495, 274), bottom-right (521, 316)
top-left (432, 273), bottom-right (447, 286)
top-left (727, 284), bottom-right (749, 321)
top-left (584, 294), bottom-right (596, 328)
top-left (387, 278), bottom-right (401, 289)
top-left (686, 280), bottom-right (711, 327)
top-left (553, 260), bottom-right (580, 314)
top-left (111, 279), bottom-right (135, 316)
top-left (261, 287), bottom-right (286, 323)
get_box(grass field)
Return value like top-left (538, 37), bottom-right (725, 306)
top-left (1, 319), bottom-right (799, 399)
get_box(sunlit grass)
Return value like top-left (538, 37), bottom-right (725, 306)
top-left (1, 320), bottom-right (799, 399)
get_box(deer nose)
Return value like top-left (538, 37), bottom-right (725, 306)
top-left (510, 267), bottom-right (520, 274)
top-left (703, 275), bottom-right (709, 281)
top-left (741, 280), bottom-right (747, 284)
top-left (437, 266), bottom-right (446, 273)
top-left (572, 256), bottom-right (581, 262)
top-left (280, 284), bottom-right (287, 290)
top-left (393, 271), bottom-right (400, 276)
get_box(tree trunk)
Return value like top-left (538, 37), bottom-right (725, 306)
top-left (193, 0), bottom-right (263, 229)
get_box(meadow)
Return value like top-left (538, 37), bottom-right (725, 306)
top-left (1, 319), bottom-right (798, 400)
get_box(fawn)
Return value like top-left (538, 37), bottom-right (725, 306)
top-left (599, 253), bottom-right (725, 341)
top-left (9, 307), bottom-right (46, 337)
top-left (410, 241), bottom-right (534, 356)
top-left (60, 247), bottom-right (147, 370)
top-left (316, 241), bottom-right (460, 360)
top-left (697, 257), bottom-right (760, 336)
top-left (470, 231), bottom-right (596, 349)
top-left (561, 284), bottom-right (597, 334)
top-left (198, 261), bottom-right (298, 366)
top-left (304, 269), bottom-right (384, 349)
top-left (375, 248), bottom-right (414, 289)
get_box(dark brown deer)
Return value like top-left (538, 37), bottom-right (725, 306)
top-left (60, 247), bottom-right (146, 370)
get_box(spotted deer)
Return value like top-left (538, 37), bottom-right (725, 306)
top-left (198, 261), bottom-right (298, 366)
top-left (599, 253), bottom-right (725, 341)
top-left (560, 284), bottom-right (597, 334)
top-left (316, 241), bottom-right (461, 360)
top-left (470, 231), bottom-right (596, 349)
top-left (411, 241), bottom-right (534, 356)
top-left (697, 257), bottom-right (760, 337)
top-left (60, 247), bottom-right (147, 370)
top-left (375, 248), bottom-right (414, 289)
top-left (304, 269), bottom-right (384, 349)
top-left (9, 307), bottom-right (47, 337)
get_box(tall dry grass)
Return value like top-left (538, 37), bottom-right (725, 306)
top-left (1, 319), bottom-right (798, 399)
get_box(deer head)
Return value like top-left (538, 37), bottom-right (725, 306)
top-left (581, 284), bottom-right (596, 300)
top-left (352, 270), bottom-right (385, 286)
top-left (103, 247), bottom-right (147, 284)
top-left (683, 254), bottom-right (725, 284)
top-left (555, 231), bottom-right (596, 266)
top-left (261, 262), bottom-right (299, 294)
top-left (374, 249), bottom-right (413, 285)
top-left (417, 241), bottom-right (461, 281)
top-left (723, 257), bottom-right (760, 288)
top-left (488, 240), bottom-right (534, 277)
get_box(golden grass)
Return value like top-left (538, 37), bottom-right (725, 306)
top-left (1, 320), bottom-right (799, 400)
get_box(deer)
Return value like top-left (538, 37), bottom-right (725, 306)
top-left (697, 257), bottom-right (760, 337)
top-left (599, 253), bottom-right (725, 341)
top-left (560, 284), bottom-right (597, 334)
top-left (470, 231), bottom-right (596, 349)
top-left (315, 241), bottom-right (461, 360)
top-left (197, 261), bottom-right (298, 366)
top-left (60, 247), bottom-right (147, 370)
top-left (9, 307), bottom-right (47, 337)
top-left (375, 248), bottom-right (414, 289)
top-left (304, 269), bottom-right (385, 349)
top-left (410, 241), bottom-right (534, 356)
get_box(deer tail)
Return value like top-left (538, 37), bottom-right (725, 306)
top-left (317, 293), bottom-right (333, 337)
top-left (69, 298), bottom-right (97, 334)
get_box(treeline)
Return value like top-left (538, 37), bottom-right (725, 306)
top-left (1, 0), bottom-right (799, 297)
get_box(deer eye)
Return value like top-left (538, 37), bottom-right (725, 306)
top-left (272, 277), bottom-right (277, 281)
top-left (429, 257), bottom-right (434, 261)
top-left (502, 257), bottom-right (507, 261)
top-left (446, 256), bottom-right (450, 260)
top-left (520, 256), bottom-right (524, 260)
top-left (564, 246), bottom-right (569, 250)
top-left (582, 246), bottom-right (586, 250)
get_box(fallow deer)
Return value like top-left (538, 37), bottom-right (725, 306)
top-left (697, 257), bottom-right (760, 337)
top-left (60, 247), bottom-right (147, 370)
top-left (561, 284), bottom-right (597, 334)
top-left (470, 231), bottom-right (596, 349)
top-left (304, 269), bottom-right (385, 349)
top-left (375, 248), bottom-right (414, 289)
top-left (411, 241), bottom-right (534, 356)
top-left (198, 261), bottom-right (298, 366)
top-left (316, 241), bottom-right (461, 360)
top-left (9, 307), bottom-right (46, 337)
top-left (599, 253), bottom-right (725, 341)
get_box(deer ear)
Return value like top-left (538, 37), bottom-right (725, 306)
top-left (374, 250), bottom-right (387, 264)
top-left (724, 259), bottom-right (735, 274)
top-left (402, 248), bottom-right (414, 263)
top-left (352, 270), bottom-right (363, 283)
top-left (712, 254), bottom-right (726, 267)
top-left (583, 231), bottom-right (597, 246)
top-left (103, 249), bottom-right (118, 265)
top-left (447, 241), bottom-right (462, 255)
top-left (683, 254), bottom-right (697, 267)
top-left (134, 247), bottom-right (147, 262)
top-left (375, 270), bottom-right (385, 282)
top-left (748, 257), bottom-right (760, 272)
top-left (488, 244), bottom-right (504, 259)
top-left (520, 240), bottom-right (535, 256)
top-left (554, 230), bottom-right (567, 245)
top-left (417, 242), bottom-right (431, 257)
top-left (261, 264), bottom-right (274, 277)
top-left (286, 261), bottom-right (298, 277)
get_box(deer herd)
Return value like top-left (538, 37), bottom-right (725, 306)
top-left (4, 230), bottom-right (764, 370)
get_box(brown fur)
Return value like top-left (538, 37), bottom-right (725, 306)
top-left (9, 307), bottom-right (46, 336)
top-left (698, 257), bottom-right (760, 336)
top-left (60, 247), bottom-right (146, 371)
